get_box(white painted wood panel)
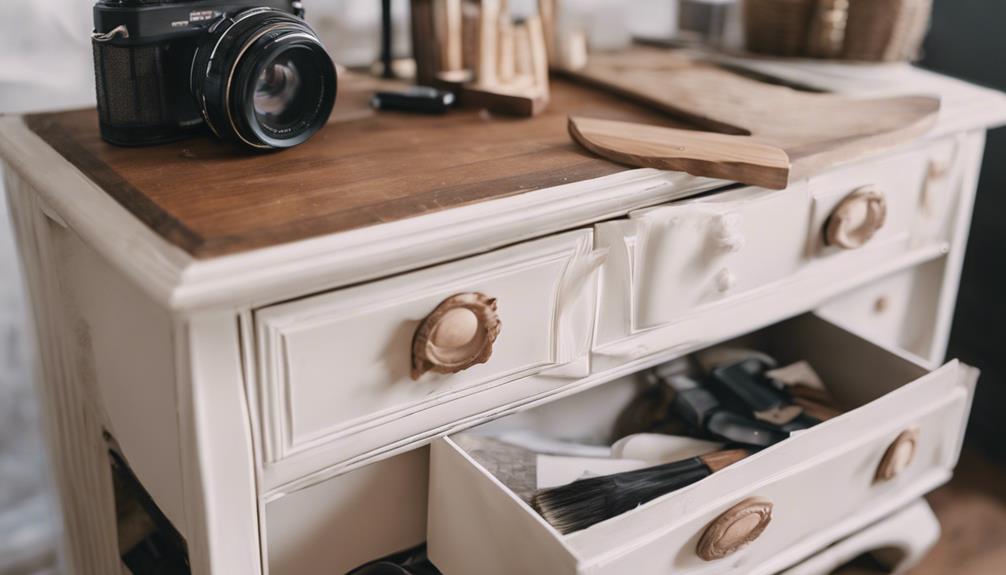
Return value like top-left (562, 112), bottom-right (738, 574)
top-left (428, 314), bottom-right (977, 575)
top-left (264, 448), bottom-right (429, 575)
top-left (631, 185), bottom-right (809, 330)
top-left (817, 261), bottom-right (946, 365)
top-left (804, 149), bottom-right (921, 259)
top-left (595, 136), bottom-right (970, 347)
top-left (54, 215), bottom-right (185, 533)
top-left (4, 170), bottom-right (121, 574)
top-left (779, 499), bottom-right (940, 575)
top-left (817, 131), bottom-right (986, 367)
top-left (177, 312), bottom-right (262, 575)
top-left (255, 229), bottom-right (603, 488)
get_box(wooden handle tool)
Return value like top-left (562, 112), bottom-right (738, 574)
top-left (569, 116), bottom-right (791, 189)
top-left (563, 50), bottom-right (939, 185)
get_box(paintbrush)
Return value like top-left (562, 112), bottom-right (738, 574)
top-left (531, 448), bottom-right (749, 534)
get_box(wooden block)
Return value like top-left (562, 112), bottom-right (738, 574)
top-left (513, 21), bottom-right (533, 78)
top-left (435, 69), bottom-right (475, 90)
top-left (538, 0), bottom-right (557, 63)
top-left (497, 16), bottom-right (515, 83)
top-left (435, 0), bottom-right (464, 72)
top-left (459, 84), bottom-right (548, 117)
top-left (477, 0), bottom-right (500, 86)
top-left (411, 0), bottom-right (440, 85)
top-left (556, 30), bottom-right (588, 71)
top-left (461, 1), bottom-right (480, 73)
top-left (526, 15), bottom-right (550, 99)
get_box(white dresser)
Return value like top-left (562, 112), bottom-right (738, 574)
top-left (2, 60), bottom-right (1004, 575)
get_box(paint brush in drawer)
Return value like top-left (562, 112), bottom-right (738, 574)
top-left (531, 449), bottom-right (749, 534)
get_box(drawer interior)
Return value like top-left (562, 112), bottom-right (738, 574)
top-left (473, 314), bottom-right (926, 445)
top-left (428, 314), bottom-right (974, 575)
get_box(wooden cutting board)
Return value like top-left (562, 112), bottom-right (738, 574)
top-left (564, 49), bottom-right (941, 188)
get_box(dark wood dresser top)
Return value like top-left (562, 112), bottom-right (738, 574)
top-left (26, 77), bottom-right (681, 259)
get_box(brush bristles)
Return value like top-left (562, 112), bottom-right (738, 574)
top-left (531, 461), bottom-right (711, 534)
top-left (531, 475), bottom-right (615, 535)
top-left (532, 450), bottom-right (750, 534)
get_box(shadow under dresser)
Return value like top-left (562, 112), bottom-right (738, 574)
top-left (1, 62), bottom-right (1005, 575)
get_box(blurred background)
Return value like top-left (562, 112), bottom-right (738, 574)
top-left (0, 1), bottom-right (1002, 574)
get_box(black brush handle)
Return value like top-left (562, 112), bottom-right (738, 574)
top-left (706, 410), bottom-right (788, 447)
top-left (666, 374), bottom-right (788, 446)
top-left (604, 459), bottom-right (711, 516)
top-left (711, 360), bottom-right (788, 414)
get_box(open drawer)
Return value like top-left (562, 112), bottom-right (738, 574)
top-left (427, 314), bottom-right (975, 575)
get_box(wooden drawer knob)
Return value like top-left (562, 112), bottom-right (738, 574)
top-left (697, 497), bottom-right (773, 561)
top-left (824, 186), bottom-right (887, 249)
top-left (411, 292), bottom-right (501, 379)
top-left (876, 428), bottom-right (919, 482)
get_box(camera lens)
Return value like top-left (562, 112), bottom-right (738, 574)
top-left (191, 8), bottom-right (336, 149)
top-left (254, 56), bottom-right (301, 119)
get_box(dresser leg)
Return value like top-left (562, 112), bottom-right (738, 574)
top-left (176, 312), bottom-right (262, 575)
top-left (6, 171), bottom-right (121, 574)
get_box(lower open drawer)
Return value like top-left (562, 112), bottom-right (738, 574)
top-left (426, 314), bottom-right (975, 575)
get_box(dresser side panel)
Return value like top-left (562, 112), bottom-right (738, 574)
top-left (53, 212), bottom-right (187, 534)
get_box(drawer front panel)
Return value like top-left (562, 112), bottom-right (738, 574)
top-left (427, 315), bottom-right (976, 575)
top-left (631, 187), bottom-right (809, 330)
top-left (778, 499), bottom-right (940, 575)
top-left (264, 449), bottom-right (429, 575)
top-left (595, 140), bottom-right (963, 346)
top-left (256, 229), bottom-right (601, 477)
top-left (816, 260), bottom-right (946, 365)
top-left (807, 150), bottom-right (928, 259)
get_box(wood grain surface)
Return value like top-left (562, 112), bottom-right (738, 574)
top-left (561, 48), bottom-right (940, 187)
top-left (26, 76), bottom-right (685, 259)
top-left (910, 448), bottom-right (1006, 575)
top-left (569, 116), bottom-right (791, 189)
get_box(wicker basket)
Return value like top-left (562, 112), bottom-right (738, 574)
top-left (744, 0), bottom-right (816, 58)
top-left (743, 0), bottom-right (932, 61)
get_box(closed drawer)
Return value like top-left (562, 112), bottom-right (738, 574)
top-left (427, 314), bottom-right (976, 575)
top-left (255, 228), bottom-right (604, 490)
top-left (594, 140), bottom-right (963, 346)
top-left (816, 260), bottom-right (947, 366)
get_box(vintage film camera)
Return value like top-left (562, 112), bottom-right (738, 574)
top-left (92, 0), bottom-right (337, 149)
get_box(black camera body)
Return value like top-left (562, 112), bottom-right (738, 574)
top-left (92, 0), bottom-right (336, 149)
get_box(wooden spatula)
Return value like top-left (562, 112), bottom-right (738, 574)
top-left (565, 49), bottom-right (941, 188)
top-left (569, 117), bottom-right (791, 189)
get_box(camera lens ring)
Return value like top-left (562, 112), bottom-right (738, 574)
top-left (234, 31), bottom-right (334, 149)
top-left (191, 8), bottom-right (336, 150)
